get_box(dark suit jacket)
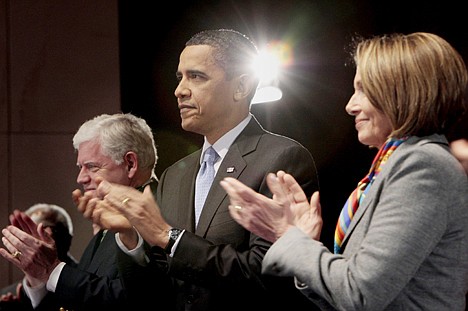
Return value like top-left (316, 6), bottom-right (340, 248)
top-left (0, 282), bottom-right (32, 311)
top-left (121, 116), bottom-right (321, 310)
top-left (0, 255), bottom-right (77, 311)
top-left (26, 230), bottom-right (127, 311)
top-left (0, 233), bottom-right (126, 311)
top-left (32, 180), bottom-right (162, 311)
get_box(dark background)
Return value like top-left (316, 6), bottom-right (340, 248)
top-left (117, 0), bottom-right (467, 249)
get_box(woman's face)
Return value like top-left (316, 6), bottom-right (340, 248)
top-left (345, 67), bottom-right (393, 148)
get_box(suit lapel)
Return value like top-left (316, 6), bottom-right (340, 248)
top-left (78, 230), bottom-right (103, 270)
top-left (341, 194), bottom-right (372, 249)
top-left (183, 152), bottom-right (201, 232)
top-left (195, 145), bottom-right (246, 234)
top-left (341, 149), bottom-right (394, 249)
top-left (87, 231), bottom-right (114, 272)
top-left (195, 118), bottom-right (263, 235)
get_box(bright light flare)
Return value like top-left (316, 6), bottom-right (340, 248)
top-left (253, 50), bottom-right (281, 83)
top-left (268, 40), bottom-right (293, 67)
top-left (252, 40), bottom-right (294, 82)
top-left (251, 40), bottom-right (293, 104)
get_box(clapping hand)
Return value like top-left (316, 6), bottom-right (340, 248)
top-left (220, 170), bottom-right (322, 242)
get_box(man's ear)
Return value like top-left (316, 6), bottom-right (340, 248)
top-left (234, 74), bottom-right (256, 101)
top-left (124, 151), bottom-right (138, 177)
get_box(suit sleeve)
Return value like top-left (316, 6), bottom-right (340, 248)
top-left (39, 264), bottom-right (125, 310)
top-left (119, 131), bottom-right (320, 309)
top-left (164, 141), bottom-right (319, 309)
top-left (167, 143), bottom-right (319, 285)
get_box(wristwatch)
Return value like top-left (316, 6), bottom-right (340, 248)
top-left (164, 228), bottom-right (183, 254)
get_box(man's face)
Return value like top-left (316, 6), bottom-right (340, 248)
top-left (174, 45), bottom-right (238, 141)
top-left (76, 140), bottom-right (129, 197)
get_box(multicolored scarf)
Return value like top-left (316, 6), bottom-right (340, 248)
top-left (333, 136), bottom-right (408, 254)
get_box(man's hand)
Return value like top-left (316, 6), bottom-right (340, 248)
top-left (95, 180), bottom-right (171, 249)
top-left (1, 214), bottom-right (60, 285)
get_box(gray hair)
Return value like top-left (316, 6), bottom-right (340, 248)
top-left (72, 113), bottom-right (158, 175)
top-left (26, 203), bottom-right (74, 236)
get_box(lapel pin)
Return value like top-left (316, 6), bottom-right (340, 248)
top-left (226, 167), bottom-right (235, 173)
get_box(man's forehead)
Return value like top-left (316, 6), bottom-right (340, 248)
top-left (77, 152), bottom-right (112, 167)
top-left (77, 141), bottom-right (106, 159)
top-left (179, 46), bottom-right (216, 67)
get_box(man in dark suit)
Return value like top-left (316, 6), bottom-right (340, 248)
top-left (0, 203), bottom-right (77, 311)
top-left (81, 29), bottom-right (320, 310)
top-left (0, 113), bottom-right (172, 310)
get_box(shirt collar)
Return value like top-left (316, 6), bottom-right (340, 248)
top-left (200, 114), bottom-right (252, 164)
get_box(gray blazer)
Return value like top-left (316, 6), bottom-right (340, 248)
top-left (262, 134), bottom-right (468, 311)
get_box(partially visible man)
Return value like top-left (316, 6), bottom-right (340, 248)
top-left (0, 113), bottom-right (173, 311)
top-left (79, 29), bottom-right (320, 310)
top-left (0, 203), bottom-right (77, 311)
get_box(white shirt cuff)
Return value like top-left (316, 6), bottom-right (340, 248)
top-left (22, 277), bottom-right (47, 308)
top-left (115, 230), bottom-right (147, 265)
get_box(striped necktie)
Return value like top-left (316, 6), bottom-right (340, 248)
top-left (333, 137), bottom-right (407, 254)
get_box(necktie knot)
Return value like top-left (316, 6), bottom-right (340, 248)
top-left (203, 147), bottom-right (218, 165)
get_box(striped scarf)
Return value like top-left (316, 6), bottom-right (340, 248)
top-left (333, 137), bottom-right (407, 254)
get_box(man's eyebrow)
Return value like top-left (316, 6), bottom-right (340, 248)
top-left (177, 69), bottom-right (205, 75)
top-left (191, 69), bottom-right (208, 75)
top-left (78, 161), bottom-right (100, 167)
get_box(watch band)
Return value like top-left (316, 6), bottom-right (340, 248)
top-left (164, 228), bottom-right (183, 254)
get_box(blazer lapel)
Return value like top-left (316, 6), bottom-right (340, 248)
top-left (341, 194), bottom-right (372, 249)
top-left (183, 152), bottom-right (201, 232)
top-left (78, 230), bottom-right (103, 270)
top-left (341, 151), bottom-right (394, 249)
top-left (87, 231), bottom-right (114, 272)
top-left (195, 117), bottom-right (263, 235)
top-left (195, 145), bottom-right (246, 234)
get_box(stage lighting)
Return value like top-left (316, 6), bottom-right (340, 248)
top-left (251, 41), bottom-right (292, 104)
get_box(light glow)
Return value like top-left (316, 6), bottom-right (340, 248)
top-left (251, 40), bottom-right (293, 104)
top-left (253, 50), bottom-right (281, 83)
top-left (251, 86), bottom-right (283, 104)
